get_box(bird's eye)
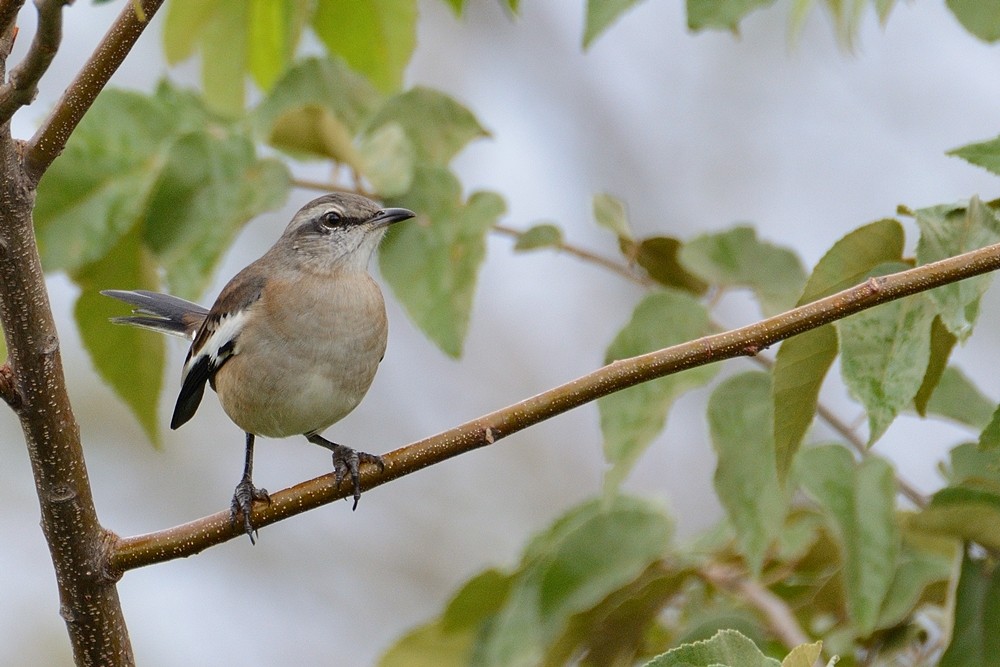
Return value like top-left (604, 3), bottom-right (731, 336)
top-left (319, 210), bottom-right (342, 229)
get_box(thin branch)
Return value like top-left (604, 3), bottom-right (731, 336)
top-left (0, 0), bottom-right (71, 122)
top-left (107, 240), bottom-right (1000, 574)
top-left (22, 0), bottom-right (164, 184)
top-left (0, 0), bottom-right (25, 45)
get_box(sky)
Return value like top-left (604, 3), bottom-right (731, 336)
top-left (3, 0), bottom-right (1000, 664)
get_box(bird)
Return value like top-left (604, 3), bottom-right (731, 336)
top-left (102, 192), bottom-right (415, 542)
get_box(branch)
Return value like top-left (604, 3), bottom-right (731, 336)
top-left (107, 240), bottom-right (1000, 574)
top-left (0, 0), bottom-right (25, 46)
top-left (21, 0), bottom-right (164, 184)
top-left (0, 0), bottom-right (71, 122)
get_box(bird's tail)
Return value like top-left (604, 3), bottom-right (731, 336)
top-left (101, 290), bottom-right (208, 340)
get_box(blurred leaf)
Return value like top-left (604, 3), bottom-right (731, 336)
top-left (912, 197), bottom-right (1000, 340)
top-left (635, 236), bottom-right (709, 294)
top-left (380, 167), bottom-right (504, 357)
top-left (914, 316), bottom-right (957, 416)
top-left (254, 56), bottom-right (382, 143)
top-left (267, 104), bottom-right (365, 168)
top-left (363, 87), bottom-right (490, 165)
top-left (940, 549), bottom-right (1000, 666)
top-left (948, 442), bottom-right (1000, 491)
top-left (599, 291), bottom-right (716, 491)
top-left (513, 224), bottom-right (563, 252)
top-left (948, 134), bottom-right (1000, 175)
top-left (311, 0), bottom-right (417, 92)
top-left (477, 496), bottom-right (673, 667)
top-left (200, 0), bottom-right (248, 115)
top-left (75, 228), bottom-right (163, 445)
top-left (441, 569), bottom-right (514, 632)
top-left (439, 0), bottom-right (465, 15)
top-left (162, 0), bottom-right (214, 63)
top-left (796, 445), bottom-right (899, 634)
top-left (358, 122), bottom-right (416, 197)
top-left (247, 0), bottom-right (306, 91)
top-left (772, 219), bottom-right (904, 477)
top-left (980, 406), bottom-right (1000, 450)
top-left (708, 372), bottom-right (787, 575)
top-left (945, 0), bottom-right (1000, 42)
top-left (876, 542), bottom-right (954, 628)
top-left (838, 263), bottom-right (936, 445)
top-left (687, 0), bottom-right (778, 31)
top-left (925, 367), bottom-right (995, 430)
top-left (780, 642), bottom-right (823, 667)
top-left (911, 487), bottom-right (1000, 552)
top-left (678, 225), bottom-right (806, 316)
top-left (644, 628), bottom-right (780, 666)
top-left (583, 0), bottom-right (646, 48)
top-left (593, 193), bottom-right (633, 242)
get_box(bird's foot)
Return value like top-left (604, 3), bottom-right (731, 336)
top-left (330, 444), bottom-right (384, 510)
top-left (230, 476), bottom-right (271, 544)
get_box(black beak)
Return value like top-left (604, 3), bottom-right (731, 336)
top-left (370, 207), bottom-right (416, 227)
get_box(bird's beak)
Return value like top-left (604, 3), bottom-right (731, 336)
top-left (370, 207), bottom-right (416, 227)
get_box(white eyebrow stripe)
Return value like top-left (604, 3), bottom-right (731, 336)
top-left (183, 310), bottom-right (250, 376)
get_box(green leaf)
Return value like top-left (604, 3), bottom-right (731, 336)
top-left (940, 550), bottom-right (1000, 666)
top-left (948, 135), bottom-right (1000, 176)
top-left (200, 0), bottom-right (249, 115)
top-left (254, 56), bottom-right (383, 145)
top-left (708, 372), bottom-right (788, 575)
top-left (772, 219), bottom-right (904, 476)
top-left (781, 642), bottom-right (824, 667)
top-left (439, 0), bottom-right (465, 16)
top-left (311, 0), bottom-right (417, 92)
top-left (599, 291), bottom-right (716, 491)
top-left (358, 122), bottom-right (416, 197)
top-left (583, 0), bottom-right (646, 48)
top-left (838, 263), bottom-right (936, 445)
top-left (686, 0), bottom-right (779, 32)
top-left (913, 197), bottom-right (1000, 339)
top-left (593, 193), bottom-right (633, 242)
top-left (363, 87), bottom-right (489, 166)
top-left (876, 541), bottom-right (954, 628)
top-left (634, 236), bottom-right (709, 294)
top-left (266, 104), bottom-right (365, 168)
top-left (796, 445), bottom-right (899, 634)
top-left (948, 442), bottom-right (1000, 491)
top-left (380, 168), bottom-right (504, 357)
top-left (75, 228), bottom-right (163, 445)
top-left (247, 0), bottom-right (305, 92)
top-left (912, 487), bottom-right (1000, 551)
top-left (513, 223), bottom-right (563, 252)
top-left (925, 367), bottom-right (995, 430)
top-left (162, 0), bottom-right (215, 63)
top-left (914, 316), bottom-right (957, 416)
top-left (644, 628), bottom-right (780, 667)
top-left (678, 225), bottom-right (806, 316)
top-left (477, 496), bottom-right (673, 667)
top-left (945, 0), bottom-right (1000, 42)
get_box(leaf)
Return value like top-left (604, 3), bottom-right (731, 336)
top-left (772, 219), bottom-right (905, 476)
top-left (838, 263), bottom-right (936, 445)
top-left (439, 0), bottom-right (465, 16)
top-left (363, 87), bottom-right (490, 166)
top-left (266, 104), bottom-right (365, 168)
top-left (913, 316), bottom-right (957, 416)
top-left (945, 0), bottom-right (1000, 42)
top-left (162, 0), bottom-right (215, 63)
top-left (599, 291), bottom-right (716, 491)
top-left (940, 549), bottom-right (1000, 666)
top-left (796, 445), bottom-right (899, 634)
top-left (311, 0), bottom-right (418, 92)
top-left (876, 541), bottom-right (954, 628)
top-left (948, 442), bottom-right (1000, 492)
top-left (678, 225), bottom-right (806, 316)
top-left (593, 193), bottom-right (633, 242)
top-left (247, 0), bottom-right (305, 92)
top-left (644, 628), bottom-right (780, 667)
top-left (708, 372), bottom-right (787, 575)
top-left (912, 197), bottom-right (1000, 340)
top-left (380, 167), bottom-right (504, 357)
top-left (75, 228), bottom-right (164, 445)
top-left (781, 642), bottom-right (824, 667)
top-left (477, 496), bottom-right (673, 667)
top-left (948, 134), bottom-right (1000, 176)
top-left (634, 237), bottom-right (709, 294)
top-left (513, 223), bottom-right (563, 252)
top-left (912, 487), bottom-right (1000, 551)
top-left (200, 0), bottom-right (248, 115)
top-left (924, 366), bottom-right (995, 430)
top-left (583, 0), bottom-right (646, 48)
top-left (358, 122), bottom-right (416, 197)
top-left (686, 0), bottom-right (779, 32)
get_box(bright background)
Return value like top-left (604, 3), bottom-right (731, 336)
top-left (3, 1), bottom-right (1000, 664)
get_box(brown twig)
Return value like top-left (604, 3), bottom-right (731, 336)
top-left (108, 240), bottom-right (1000, 574)
top-left (22, 0), bottom-right (165, 184)
top-left (0, 0), bottom-right (72, 122)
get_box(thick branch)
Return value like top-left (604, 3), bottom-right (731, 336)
top-left (107, 240), bottom-right (1000, 574)
top-left (0, 0), bottom-right (71, 122)
top-left (22, 0), bottom-right (163, 184)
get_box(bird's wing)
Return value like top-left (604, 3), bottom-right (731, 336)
top-left (171, 269), bottom-right (267, 430)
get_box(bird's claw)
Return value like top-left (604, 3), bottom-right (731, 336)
top-left (330, 446), bottom-right (384, 510)
top-left (230, 476), bottom-right (271, 544)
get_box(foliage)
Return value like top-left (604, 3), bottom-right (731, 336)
top-left (24, 0), bottom-right (1000, 664)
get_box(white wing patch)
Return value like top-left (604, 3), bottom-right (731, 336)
top-left (183, 310), bottom-right (250, 376)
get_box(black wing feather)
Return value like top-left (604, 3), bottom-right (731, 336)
top-left (170, 354), bottom-right (213, 430)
